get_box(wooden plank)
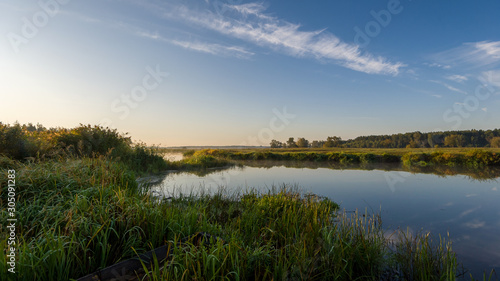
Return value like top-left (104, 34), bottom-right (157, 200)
top-left (77, 232), bottom-right (223, 281)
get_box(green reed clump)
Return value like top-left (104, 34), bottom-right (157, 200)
top-left (428, 151), bottom-right (464, 166)
top-left (470, 270), bottom-right (498, 281)
top-left (390, 229), bottom-right (458, 281)
top-left (402, 152), bottom-right (432, 166)
top-left (359, 153), bottom-right (377, 163)
top-left (0, 123), bottom-right (168, 173)
top-left (463, 150), bottom-right (500, 167)
top-left (321, 210), bottom-right (386, 280)
top-left (180, 154), bottom-right (230, 169)
top-left (182, 149), bottom-right (196, 157)
top-left (381, 153), bottom-right (402, 163)
top-left (0, 157), bottom-right (172, 280)
top-left (0, 155), bottom-right (19, 169)
top-left (402, 150), bottom-right (500, 168)
top-left (190, 149), bottom-right (408, 165)
top-left (139, 186), bottom-right (464, 281)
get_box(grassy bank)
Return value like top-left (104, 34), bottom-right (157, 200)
top-left (0, 124), bottom-right (492, 280)
top-left (184, 148), bottom-right (500, 167)
top-left (1, 156), bottom-right (462, 280)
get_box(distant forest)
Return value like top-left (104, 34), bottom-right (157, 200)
top-left (270, 129), bottom-right (500, 149)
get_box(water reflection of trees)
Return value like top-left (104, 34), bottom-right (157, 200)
top-left (138, 165), bottom-right (244, 187)
top-left (140, 161), bottom-right (500, 185)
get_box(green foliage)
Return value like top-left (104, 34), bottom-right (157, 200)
top-left (401, 150), bottom-right (500, 167)
top-left (296, 137), bottom-right (309, 148)
top-left (391, 230), bottom-right (458, 281)
top-left (490, 137), bottom-right (500, 148)
top-left (402, 152), bottom-right (431, 166)
top-left (182, 149), bottom-right (196, 157)
top-left (54, 124), bottom-right (131, 157)
top-left (270, 139), bottom-right (283, 148)
top-left (0, 123), bottom-right (167, 173)
top-left (0, 123), bottom-right (31, 159)
top-left (286, 137), bottom-right (298, 148)
top-left (272, 129), bottom-right (500, 149)
top-left (444, 134), bottom-right (466, 147)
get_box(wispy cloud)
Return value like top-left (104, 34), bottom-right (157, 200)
top-left (430, 80), bottom-right (468, 95)
top-left (476, 41), bottom-right (500, 59)
top-left (134, 29), bottom-right (254, 58)
top-left (58, 9), bottom-right (103, 23)
top-left (446, 74), bottom-right (468, 83)
top-left (161, 2), bottom-right (405, 75)
top-left (103, 18), bottom-right (256, 59)
top-left (431, 40), bottom-right (500, 69)
top-left (463, 219), bottom-right (485, 229)
top-left (480, 70), bottom-right (500, 90)
top-left (58, 6), bottom-right (254, 60)
top-left (170, 39), bottom-right (254, 58)
top-left (228, 2), bottom-right (271, 19)
top-left (424, 62), bottom-right (451, 69)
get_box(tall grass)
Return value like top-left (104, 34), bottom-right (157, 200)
top-left (0, 123), bottom-right (168, 173)
top-left (186, 148), bottom-right (500, 168)
top-left (402, 150), bottom-right (500, 167)
top-left (187, 149), bottom-right (401, 164)
top-left (0, 156), bottom-right (466, 280)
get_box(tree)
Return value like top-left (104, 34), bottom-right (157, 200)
top-left (380, 139), bottom-right (392, 148)
top-left (311, 140), bottom-right (325, 148)
top-left (413, 131), bottom-right (423, 146)
top-left (444, 134), bottom-right (465, 147)
top-left (406, 140), bottom-right (419, 148)
top-left (490, 137), bottom-right (500, 148)
top-left (296, 137), bottom-right (309, 148)
top-left (270, 139), bottom-right (283, 148)
top-left (286, 137), bottom-right (297, 148)
top-left (23, 123), bottom-right (37, 132)
top-left (324, 136), bottom-right (342, 148)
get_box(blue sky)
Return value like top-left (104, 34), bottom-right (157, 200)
top-left (1, 0), bottom-right (500, 146)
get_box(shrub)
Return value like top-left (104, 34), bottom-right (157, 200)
top-left (0, 123), bottom-right (167, 173)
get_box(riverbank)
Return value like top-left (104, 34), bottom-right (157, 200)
top-left (1, 156), bottom-right (463, 280)
top-left (182, 148), bottom-right (500, 167)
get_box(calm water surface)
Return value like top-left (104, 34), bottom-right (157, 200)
top-left (147, 163), bottom-right (500, 277)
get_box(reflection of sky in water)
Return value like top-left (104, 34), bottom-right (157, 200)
top-left (149, 166), bottom-right (500, 277)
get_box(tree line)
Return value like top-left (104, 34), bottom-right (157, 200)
top-left (270, 129), bottom-right (500, 148)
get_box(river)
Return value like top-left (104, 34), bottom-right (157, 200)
top-left (146, 159), bottom-right (500, 278)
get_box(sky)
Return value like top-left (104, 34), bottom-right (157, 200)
top-left (1, 0), bottom-right (500, 146)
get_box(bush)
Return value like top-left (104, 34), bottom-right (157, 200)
top-left (360, 153), bottom-right (377, 163)
top-left (0, 123), bottom-right (30, 160)
top-left (402, 152), bottom-right (431, 166)
top-left (0, 123), bottom-right (167, 173)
